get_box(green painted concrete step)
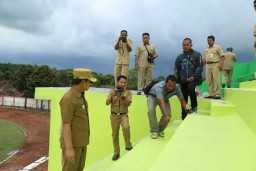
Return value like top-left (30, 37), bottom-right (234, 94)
top-left (149, 114), bottom-right (256, 171)
top-left (210, 100), bottom-right (236, 116)
top-left (240, 80), bottom-right (256, 89)
top-left (195, 109), bottom-right (210, 116)
top-left (87, 120), bottom-right (183, 171)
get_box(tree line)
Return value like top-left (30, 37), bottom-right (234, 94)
top-left (0, 63), bottom-right (165, 98)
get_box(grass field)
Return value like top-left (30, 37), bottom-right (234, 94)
top-left (0, 119), bottom-right (26, 163)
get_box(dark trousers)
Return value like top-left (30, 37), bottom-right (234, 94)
top-left (180, 81), bottom-right (197, 120)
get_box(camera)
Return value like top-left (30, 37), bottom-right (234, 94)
top-left (121, 36), bottom-right (127, 43)
top-left (148, 52), bottom-right (153, 58)
top-left (116, 87), bottom-right (122, 97)
top-left (147, 52), bottom-right (154, 63)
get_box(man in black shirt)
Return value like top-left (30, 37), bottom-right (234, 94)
top-left (175, 38), bottom-right (203, 120)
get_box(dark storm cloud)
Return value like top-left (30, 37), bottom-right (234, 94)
top-left (0, 0), bottom-right (255, 77)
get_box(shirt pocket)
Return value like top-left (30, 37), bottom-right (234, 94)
top-left (211, 50), bottom-right (217, 54)
top-left (74, 103), bottom-right (86, 119)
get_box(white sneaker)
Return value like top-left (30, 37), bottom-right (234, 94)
top-left (151, 132), bottom-right (158, 139)
top-left (158, 131), bottom-right (164, 137)
top-left (191, 108), bottom-right (197, 114)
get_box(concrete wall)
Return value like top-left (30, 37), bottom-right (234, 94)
top-left (35, 87), bottom-right (212, 171)
top-left (0, 96), bottom-right (51, 110)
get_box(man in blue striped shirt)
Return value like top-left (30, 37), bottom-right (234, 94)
top-left (147, 75), bottom-right (187, 139)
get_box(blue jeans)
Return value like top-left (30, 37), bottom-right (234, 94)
top-left (147, 95), bottom-right (171, 133)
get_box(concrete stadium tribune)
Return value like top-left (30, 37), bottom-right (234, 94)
top-left (35, 75), bottom-right (256, 171)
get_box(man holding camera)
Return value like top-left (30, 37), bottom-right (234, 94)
top-left (114, 30), bottom-right (133, 85)
top-left (106, 75), bottom-right (133, 161)
top-left (135, 33), bottom-right (158, 95)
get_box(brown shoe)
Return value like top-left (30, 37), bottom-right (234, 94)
top-left (213, 96), bottom-right (221, 99)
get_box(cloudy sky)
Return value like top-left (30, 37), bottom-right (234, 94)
top-left (0, 0), bottom-right (255, 77)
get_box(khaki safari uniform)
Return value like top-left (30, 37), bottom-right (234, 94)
top-left (60, 88), bottom-right (89, 171)
top-left (222, 51), bottom-right (237, 87)
top-left (136, 43), bottom-right (158, 92)
top-left (114, 39), bottom-right (133, 81)
top-left (203, 44), bottom-right (224, 97)
top-left (107, 88), bottom-right (132, 155)
top-left (254, 25), bottom-right (256, 58)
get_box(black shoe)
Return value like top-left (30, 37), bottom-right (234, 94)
top-left (125, 146), bottom-right (133, 151)
top-left (204, 96), bottom-right (213, 98)
top-left (137, 92), bottom-right (142, 95)
top-left (213, 96), bottom-right (221, 99)
top-left (222, 84), bottom-right (225, 88)
top-left (227, 86), bottom-right (231, 88)
top-left (112, 154), bottom-right (120, 161)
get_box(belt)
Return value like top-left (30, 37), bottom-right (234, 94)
top-left (111, 112), bottom-right (127, 115)
top-left (206, 61), bottom-right (219, 64)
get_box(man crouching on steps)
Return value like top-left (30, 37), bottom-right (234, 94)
top-left (147, 75), bottom-right (188, 139)
top-left (106, 75), bottom-right (133, 161)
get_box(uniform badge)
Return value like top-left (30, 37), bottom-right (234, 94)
top-left (82, 105), bottom-right (85, 110)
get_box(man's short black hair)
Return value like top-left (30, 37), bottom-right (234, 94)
top-left (121, 30), bottom-right (127, 34)
top-left (254, 0), bottom-right (256, 3)
top-left (165, 75), bottom-right (177, 83)
top-left (207, 35), bottom-right (215, 41)
top-left (71, 79), bottom-right (88, 85)
top-left (142, 33), bottom-right (150, 37)
top-left (117, 75), bottom-right (127, 82)
top-left (183, 38), bottom-right (192, 43)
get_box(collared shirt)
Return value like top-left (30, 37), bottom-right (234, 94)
top-left (59, 87), bottom-right (89, 147)
top-left (253, 25), bottom-right (256, 37)
top-left (115, 39), bottom-right (133, 65)
top-left (223, 51), bottom-right (237, 70)
top-left (135, 43), bottom-right (158, 68)
top-left (203, 44), bottom-right (224, 63)
top-left (148, 81), bottom-right (184, 100)
top-left (108, 88), bottom-right (132, 113)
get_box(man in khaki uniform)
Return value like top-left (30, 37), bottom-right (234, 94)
top-left (106, 75), bottom-right (133, 161)
top-left (135, 33), bottom-right (158, 95)
top-left (114, 30), bottom-right (133, 84)
top-left (254, 1), bottom-right (256, 58)
top-left (60, 68), bottom-right (97, 171)
top-left (203, 35), bottom-right (224, 99)
top-left (222, 47), bottom-right (237, 88)
top-left (254, 24), bottom-right (256, 58)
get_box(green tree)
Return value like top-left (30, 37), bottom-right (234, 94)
top-left (155, 75), bottom-right (165, 82)
top-left (92, 72), bottom-right (114, 88)
top-left (13, 65), bottom-right (36, 93)
top-left (127, 68), bottom-right (138, 90)
top-left (0, 63), bottom-right (20, 82)
top-left (57, 71), bottom-right (71, 87)
top-left (25, 65), bottom-right (58, 98)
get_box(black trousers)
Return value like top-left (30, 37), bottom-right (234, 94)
top-left (180, 81), bottom-right (197, 120)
